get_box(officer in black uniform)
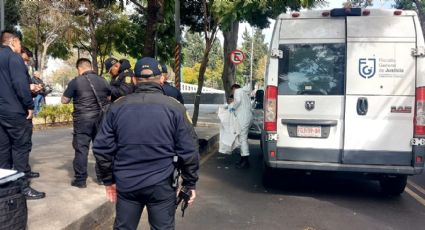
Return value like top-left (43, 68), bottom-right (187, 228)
top-left (93, 57), bottom-right (199, 230)
top-left (161, 64), bottom-right (184, 104)
top-left (105, 57), bottom-right (135, 102)
top-left (61, 58), bottom-right (111, 188)
top-left (0, 30), bottom-right (45, 199)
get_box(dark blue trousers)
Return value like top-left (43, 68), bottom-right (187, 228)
top-left (114, 179), bottom-right (177, 230)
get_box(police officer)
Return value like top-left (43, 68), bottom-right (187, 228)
top-left (61, 58), bottom-right (111, 188)
top-left (105, 57), bottom-right (135, 102)
top-left (0, 30), bottom-right (45, 199)
top-left (93, 57), bottom-right (199, 230)
top-left (161, 64), bottom-right (184, 104)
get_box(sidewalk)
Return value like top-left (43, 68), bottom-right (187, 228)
top-left (27, 123), bottom-right (219, 230)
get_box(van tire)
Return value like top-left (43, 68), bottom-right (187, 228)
top-left (379, 175), bottom-right (407, 196)
top-left (262, 163), bottom-right (274, 188)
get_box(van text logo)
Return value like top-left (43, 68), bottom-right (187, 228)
top-left (391, 106), bottom-right (412, 113)
top-left (305, 101), bottom-right (315, 111)
top-left (359, 58), bottom-right (376, 79)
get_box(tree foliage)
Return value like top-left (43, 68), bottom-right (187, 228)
top-left (240, 28), bottom-right (268, 84)
top-left (4, 0), bottom-right (22, 31)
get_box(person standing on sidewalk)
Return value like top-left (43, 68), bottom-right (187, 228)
top-left (61, 58), bottom-right (111, 188)
top-left (229, 84), bottom-right (253, 169)
top-left (31, 71), bottom-right (45, 116)
top-left (93, 57), bottom-right (199, 230)
top-left (0, 30), bottom-right (45, 199)
top-left (161, 64), bottom-right (184, 104)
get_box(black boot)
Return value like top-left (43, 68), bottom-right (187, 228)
top-left (22, 186), bottom-right (46, 200)
top-left (26, 171), bottom-right (40, 179)
top-left (71, 179), bottom-right (87, 188)
top-left (236, 156), bottom-right (250, 169)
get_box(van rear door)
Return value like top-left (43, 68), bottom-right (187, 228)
top-left (276, 18), bottom-right (346, 163)
top-left (343, 16), bottom-right (416, 165)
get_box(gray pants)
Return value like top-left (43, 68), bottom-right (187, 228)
top-left (114, 179), bottom-right (177, 230)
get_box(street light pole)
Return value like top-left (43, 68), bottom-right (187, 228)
top-left (174, 0), bottom-right (182, 90)
top-left (249, 27), bottom-right (254, 88)
top-left (0, 0), bottom-right (5, 31)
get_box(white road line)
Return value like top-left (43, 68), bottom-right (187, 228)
top-left (405, 187), bottom-right (425, 207)
top-left (407, 180), bottom-right (425, 196)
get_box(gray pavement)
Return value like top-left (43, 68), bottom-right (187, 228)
top-left (174, 140), bottom-right (425, 230)
top-left (26, 120), bottom-right (219, 230)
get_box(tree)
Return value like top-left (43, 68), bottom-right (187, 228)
top-left (70, 1), bottom-right (129, 74)
top-left (240, 27), bottom-right (268, 86)
top-left (344, 0), bottom-right (373, 8)
top-left (181, 0), bottom-right (219, 126)
top-left (117, 0), bottom-right (176, 60)
top-left (216, 0), bottom-right (325, 99)
top-left (4, 0), bottom-right (22, 30)
top-left (20, 1), bottom-right (73, 76)
top-left (183, 32), bottom-right (205, 67)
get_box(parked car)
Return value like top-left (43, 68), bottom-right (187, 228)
top-left (249, 89), bottom-right (264, 138)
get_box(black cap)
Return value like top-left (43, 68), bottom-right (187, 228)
top-left (105, 57), bottom-right (119, 73)
top-left (161, 64), bottom-right (168, 74)
top-left (134, 57), bottom-right (162, 78)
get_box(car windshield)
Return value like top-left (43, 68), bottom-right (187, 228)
top-left (278, 43), bottom-right (345, 95)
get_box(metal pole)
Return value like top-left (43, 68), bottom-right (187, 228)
top-left (249, 27), bottom-right (254, 87)
top-left (0, 0), bottom-right (5, 31)
top-left (174, 0), bottom-right (182, 90)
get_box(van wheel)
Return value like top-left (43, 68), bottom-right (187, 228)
top-left (379, 175), bottom-right (407, 196)
top-left (262, 163), bottom-right (274, 188)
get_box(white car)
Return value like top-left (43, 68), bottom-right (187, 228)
top-left (261, 8), bottom-right (425, 195)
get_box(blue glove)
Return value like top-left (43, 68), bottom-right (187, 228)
top-left (229, 108), bottom-right (235, 113)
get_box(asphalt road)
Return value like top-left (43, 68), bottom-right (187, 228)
top-left (175, 140), bottom-right (425, 230)
top-left (30, 115), bottom-right (425, 230)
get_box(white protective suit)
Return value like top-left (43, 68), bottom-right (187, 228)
top-left (229, 84), bottom-right (253, 156)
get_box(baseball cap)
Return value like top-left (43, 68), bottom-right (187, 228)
top-left (105, 57), bottom-right (119, 72)
top-left (161, 64), bottom-right (168, 74)
top-left (134, 57), bottom-right (162, 78)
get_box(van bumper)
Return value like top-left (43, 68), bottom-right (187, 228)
top-left (267, 161), bottom-right (423, 175)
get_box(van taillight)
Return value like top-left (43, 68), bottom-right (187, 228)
top-left (415, 87), bottom-right (425, 136)
top-left (264, 86), bottom-right (277, 131)
top-left (394, 10), bottom-right (402, 16)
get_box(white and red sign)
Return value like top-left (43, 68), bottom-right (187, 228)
top-left (230, 49), bottom-right (245, 65)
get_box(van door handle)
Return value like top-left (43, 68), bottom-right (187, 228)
top-left (357, 97), bottom-right (368, 116)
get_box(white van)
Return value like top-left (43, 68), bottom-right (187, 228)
top-left (261, 8), bottom-right (425, 195)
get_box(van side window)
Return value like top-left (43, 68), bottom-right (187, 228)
top-left (278, 43), bottom-right (345, 96)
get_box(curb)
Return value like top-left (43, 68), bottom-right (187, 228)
top-left (66, 131), bottom-right (220, 229)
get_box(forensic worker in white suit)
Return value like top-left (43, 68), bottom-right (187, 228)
top-left (228, 83), bottom-right (253, 168)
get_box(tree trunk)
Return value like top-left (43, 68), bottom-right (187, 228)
top-left (143, 0), bottom-right (164, 57)
top-left (221, 21), bottom-right (239, 100)
top-left (87, 1), bottom-right (99, 74)
top-left (192, 41), bottom-right (214, 127)
top-left (39, 42), bottom-right (50, 80)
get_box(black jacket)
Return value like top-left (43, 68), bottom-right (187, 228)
top-left (110, 59), bottom-right (135, 102)
top-left (163, 82), bottom-right (184, 104)
top-left (0, 45), bottom-right (34, 117)
top-left (93, 82), bottom-right (199, 192)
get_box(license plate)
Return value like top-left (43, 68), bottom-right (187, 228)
top-left (297, 126), bottom-right (322, 138)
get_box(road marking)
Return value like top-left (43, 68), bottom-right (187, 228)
top-left (200, 149), bottom-right (217, 165)
top-left (407, 180), bottom-right (425, 196)
top-left (405, 187), bottom-right (425, 207)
